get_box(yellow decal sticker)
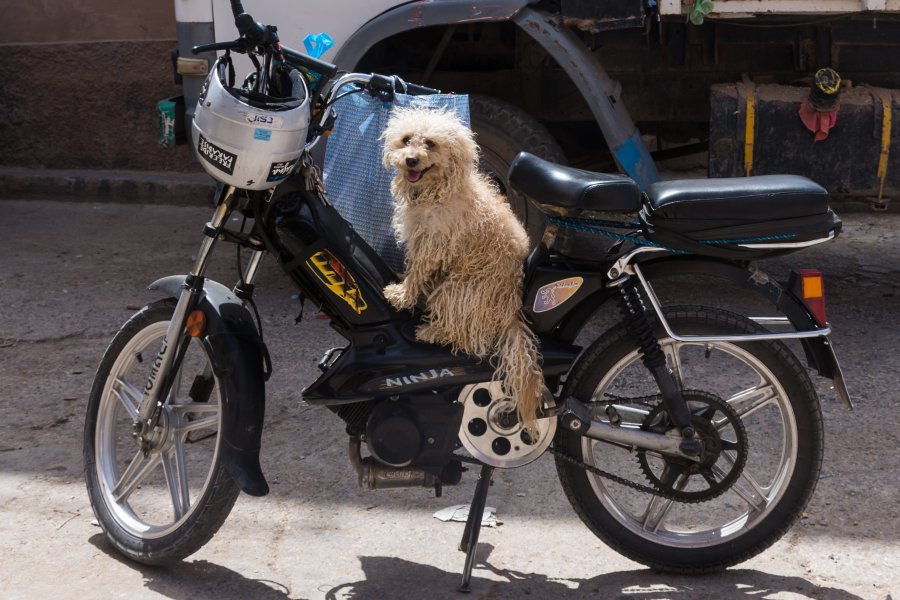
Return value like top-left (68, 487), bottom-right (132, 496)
top-left (306, 250), bottom-right (368, 314)
top-left (533, 277), bottom-right (583, 313)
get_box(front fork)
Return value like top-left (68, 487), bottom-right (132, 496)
top-left (133, 185), bottom-right (266, 449)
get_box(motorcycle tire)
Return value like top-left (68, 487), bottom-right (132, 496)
top-left (555, 305), bottom-right (824, 573)
top-left (83, 299), bottom-right (240, 565)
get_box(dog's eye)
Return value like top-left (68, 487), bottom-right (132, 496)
top-left (402, 136), bottom-right (411, 145)
top-left (425, 139), bottom-right (436, 149)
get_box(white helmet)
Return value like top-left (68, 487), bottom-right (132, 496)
top-left (192, 57), bottom-right (311, 190)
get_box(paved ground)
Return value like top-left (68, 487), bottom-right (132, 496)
top-left (0, 199), bottom-right (898, 599)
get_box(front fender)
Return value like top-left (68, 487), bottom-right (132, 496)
top-left (149, 275), bottom-right (269, 496)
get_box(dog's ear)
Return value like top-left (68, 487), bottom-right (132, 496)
top-left (447, 119), bottom-right (479, 168)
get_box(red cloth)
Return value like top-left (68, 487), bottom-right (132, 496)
top-left (799, 98), bottom-right (839, 141)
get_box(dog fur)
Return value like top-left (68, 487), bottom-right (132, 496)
top-left (381, 107), bottom-right (543, 430)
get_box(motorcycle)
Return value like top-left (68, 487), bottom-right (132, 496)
top-left (83, 1), bottom-right (851, 591)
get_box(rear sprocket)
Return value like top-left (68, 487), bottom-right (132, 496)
top-left (638, 390), bottom-right (748, 503)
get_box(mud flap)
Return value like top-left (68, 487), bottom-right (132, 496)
top-left (149, 275), bottom-right (270, 496)
top-left (806, 337), bottom-right (853, 409)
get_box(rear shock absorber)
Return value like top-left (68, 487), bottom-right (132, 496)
top-left (615, 278), bottom-right (701, 455)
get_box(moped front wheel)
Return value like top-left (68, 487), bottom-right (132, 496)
top-left (555, 305), bottom-right (824, 572)
top-left (83, 299), bottom-right (239, 564)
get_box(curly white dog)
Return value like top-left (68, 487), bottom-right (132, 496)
top-left (381, 107), bottom-right (543, 430)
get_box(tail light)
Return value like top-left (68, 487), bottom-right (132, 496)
top-left (789, 269), bottom-right (827, 326)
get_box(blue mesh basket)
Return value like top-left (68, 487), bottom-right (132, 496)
top-left (323, 91), bottom-right (470, 273)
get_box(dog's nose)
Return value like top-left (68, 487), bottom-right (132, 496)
top-left (406, 157), bottom-right (419, 168)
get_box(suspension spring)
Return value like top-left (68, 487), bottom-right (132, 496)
top-left (616, 280), bottom-right (667, 372)
top-left (615, 279), bottom-right (697, 443)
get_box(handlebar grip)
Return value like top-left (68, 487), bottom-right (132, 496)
top-left (368, 74), bottom-right (440, 96)
top-left (404, 82), bottom-right (441, 96)
top-left (281, 46), bottom-right (338, 78)
top-left (192, 41), bottom-right (242, 55)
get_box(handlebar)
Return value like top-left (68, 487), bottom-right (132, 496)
top-left (280, 46), bottom-right (339, 79)
top-left (193, 0), bottom-right (338, 79)
top-left (192, 2), bottom-right (442, 92)
top-left (299, 73), bottom-right (440, 150)
top-left (190, 46), bottom-right (436, 98)
top-left (192, 40), bottom-right (338, 79)
top-left (192, 41), bottom-right (242, 54)
top-left (366, 73), bottom-right (440, 97)
top-left (192, 0), bottom-right (441, 148)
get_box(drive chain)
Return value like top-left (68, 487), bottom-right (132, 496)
top-left (549, 394), bottom-right (710, 504)
top-left (548, 445), bottom-right (674, 498)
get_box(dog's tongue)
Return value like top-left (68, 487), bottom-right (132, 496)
top-left (406, 169), bottom-right (423, 183)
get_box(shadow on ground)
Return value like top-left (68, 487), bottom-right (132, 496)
top-left (90, 535), bottom-right (862, 600)
top-left (89, 534), bottom-right (295, 599)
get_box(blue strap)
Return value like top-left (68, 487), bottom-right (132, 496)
top-left (547, 216), bottom-right (684, 252)
top-left (548, 216), bottom-right (800, 253)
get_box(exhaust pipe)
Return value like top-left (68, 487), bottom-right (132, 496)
top-left (349, 438), bottom-right (440, 491)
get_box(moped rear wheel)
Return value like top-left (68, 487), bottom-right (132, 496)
top-left (555, 305), bottom-right (824, 572)
top-left (83, 299), bottom-right (239, 564)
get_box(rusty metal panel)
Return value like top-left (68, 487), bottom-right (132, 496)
top-left (660, 0), bottom-right (900, 14)
top-left (560, 0), bottom-right (644, 30)
top-left (709, 83), bottom-right (899, 204)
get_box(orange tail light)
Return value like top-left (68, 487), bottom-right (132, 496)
top-left (790, 269), bottom-right (827, 327)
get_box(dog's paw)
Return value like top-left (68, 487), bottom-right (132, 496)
top-left (383, 283), bottom-right (414, 310)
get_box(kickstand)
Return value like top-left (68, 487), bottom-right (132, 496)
top-left (458, 464), bottom-right (494, 593)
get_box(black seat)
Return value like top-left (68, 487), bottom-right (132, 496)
top-left (641, 174), bottom-right (840, 259)
top-left (508, 152), bottom-right (641, 215)
top-left (646, 175), bottom-right (828, 221)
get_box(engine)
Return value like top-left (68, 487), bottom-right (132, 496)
top-left (366, 396), bottom-right (461, 468)
top-left (348, 395), bottom-right (464, 493)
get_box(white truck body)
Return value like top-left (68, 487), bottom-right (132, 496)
top-left (172, 0), bottom-right (900, 208)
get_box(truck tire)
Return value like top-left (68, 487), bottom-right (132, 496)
top-left (469, 95), bottom-right (565, 245)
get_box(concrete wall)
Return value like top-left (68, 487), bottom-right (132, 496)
top-left (0, 0), bottom-right (176, 43)
top-left (0, 0), bottom-right (200, 172)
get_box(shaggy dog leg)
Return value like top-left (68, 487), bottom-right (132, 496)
top-left (381, 107), bottom-right (544, 429)
top-left (495, 321), bottom-right (544, 433)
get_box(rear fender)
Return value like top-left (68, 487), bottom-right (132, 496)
top-left (149, 275), bottom-right (270, 496)
top-left (639, 257), bottom-right (852, 408)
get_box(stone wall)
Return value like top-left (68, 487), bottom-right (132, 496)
top-left (0, 1), bottom-right (200, 173)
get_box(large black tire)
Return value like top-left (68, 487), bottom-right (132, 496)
top-left (469, 95), bottom-right (566, 245)
top-left (83, 299), bottom-right (240, 564)
top-left (555, 305), bottom-right (824, 573)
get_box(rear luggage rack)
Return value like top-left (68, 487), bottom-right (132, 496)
top-left (630, 262), bottom-right (832, 342)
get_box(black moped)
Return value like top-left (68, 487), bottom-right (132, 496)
top-left (84, 1), bottom-right (850, 590)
